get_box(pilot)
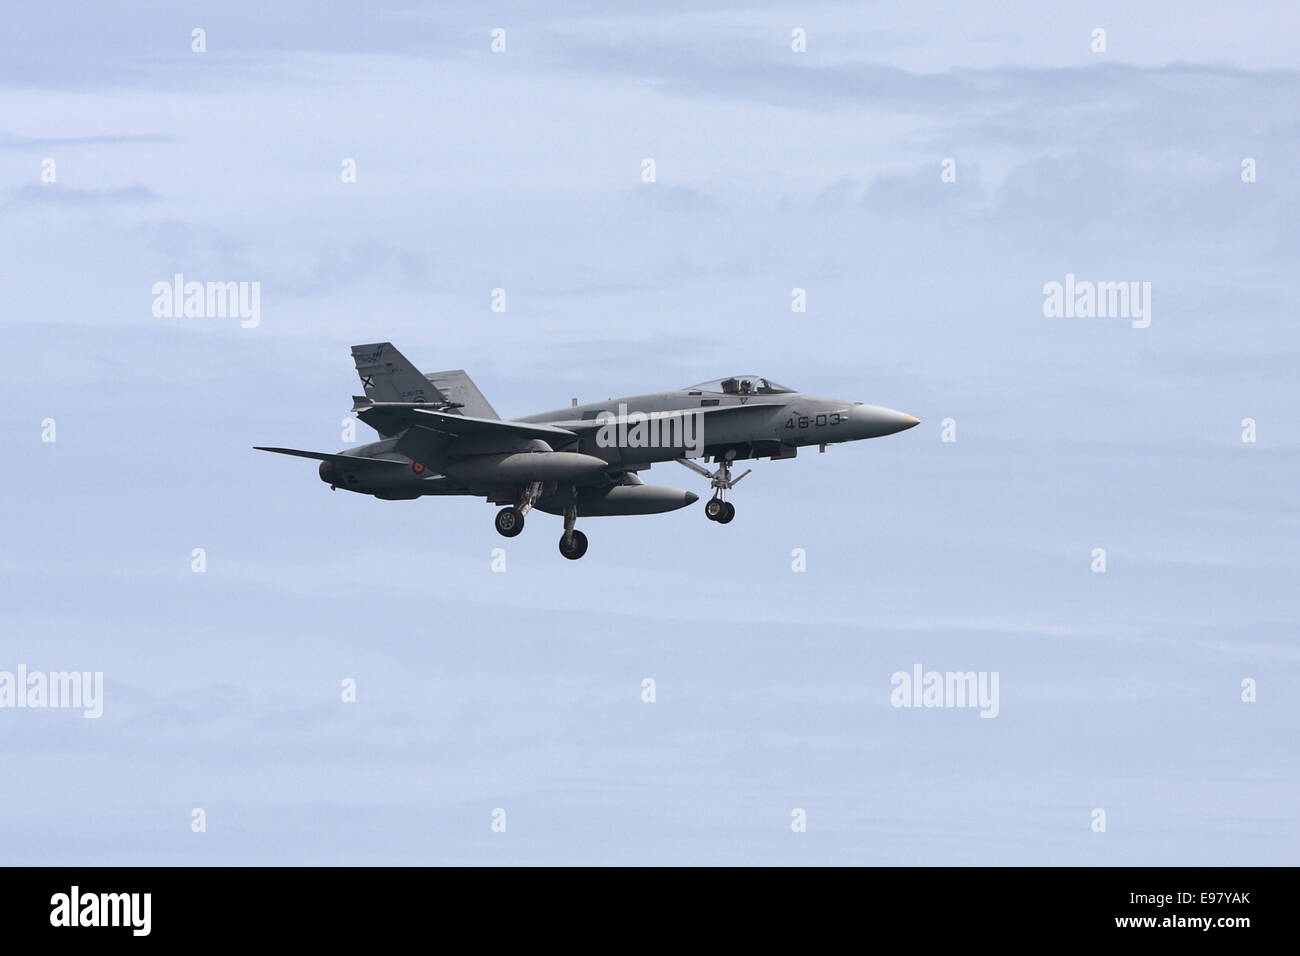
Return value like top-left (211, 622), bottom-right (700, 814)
top-left (739, 379), bottom-right (754, 395)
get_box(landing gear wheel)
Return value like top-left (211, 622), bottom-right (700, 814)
top-left (495, 506), bottom-right (525, 537)
top-left (559, 529), bottom-right (589, 560)
top-left (676, 456), bottom-right (751, 523)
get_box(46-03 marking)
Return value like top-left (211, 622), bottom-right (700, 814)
top-left (784, 411), bottom-right (845, 430)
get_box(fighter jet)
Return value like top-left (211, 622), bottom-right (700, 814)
top-left (256, 343), bottom-right (919, 560)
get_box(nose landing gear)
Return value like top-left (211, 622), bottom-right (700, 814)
top-left (675, 455), bottom-right (749, 525)
top-left (705, 499), bottom-right (736, 523)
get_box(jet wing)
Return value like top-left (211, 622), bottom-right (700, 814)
top-left (254, 447), bottom-right (409, 466)
top-left (410, 407), bottom-right (576, 440)
top-left (353, 402), bottom-right (577, 443)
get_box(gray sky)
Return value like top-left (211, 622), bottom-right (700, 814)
top-left (1, 1), bottom-right (1296, 864)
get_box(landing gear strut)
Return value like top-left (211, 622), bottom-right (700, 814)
top-left (495, 481), bottom-right (543, 538)
top-left (676, 454), bottom-right (750, 525)
top-left (558, 502), bottom-right (588, 559)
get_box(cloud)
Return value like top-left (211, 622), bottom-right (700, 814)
top-left (0, 132), bottom-right (181, 150)
top-left (1, 183), bottom-right (159, 211)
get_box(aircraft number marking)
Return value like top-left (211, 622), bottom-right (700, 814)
top-left (784, 412), bottom-right (844, 430)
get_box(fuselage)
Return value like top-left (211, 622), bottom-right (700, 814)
top-left (520, 389), bottom-right (919, 465)
top-left (318, 387), bottom-right (918, 499)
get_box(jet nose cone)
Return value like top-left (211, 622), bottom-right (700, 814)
top-left (855, 405), bottom-right (921, 438)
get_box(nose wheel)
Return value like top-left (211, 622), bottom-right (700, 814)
top-left (676, 455), bottom-right (749, 525)
top-left (705, 499), bottom-right (735, 523)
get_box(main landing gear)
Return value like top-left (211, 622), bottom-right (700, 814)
top-left (494, 506), bottom-right (524, 537)
top-left (495, 480), bottom-right (542, 538)
top-left (493, 485), bottom-right (591, 560)
top-left (558, 502), bottom-right (588, 560)
top-left (675, 454), bottom-right (750, 526)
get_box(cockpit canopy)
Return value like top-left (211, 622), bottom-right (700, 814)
top-left (686, 376), bottom-right (795, 396)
